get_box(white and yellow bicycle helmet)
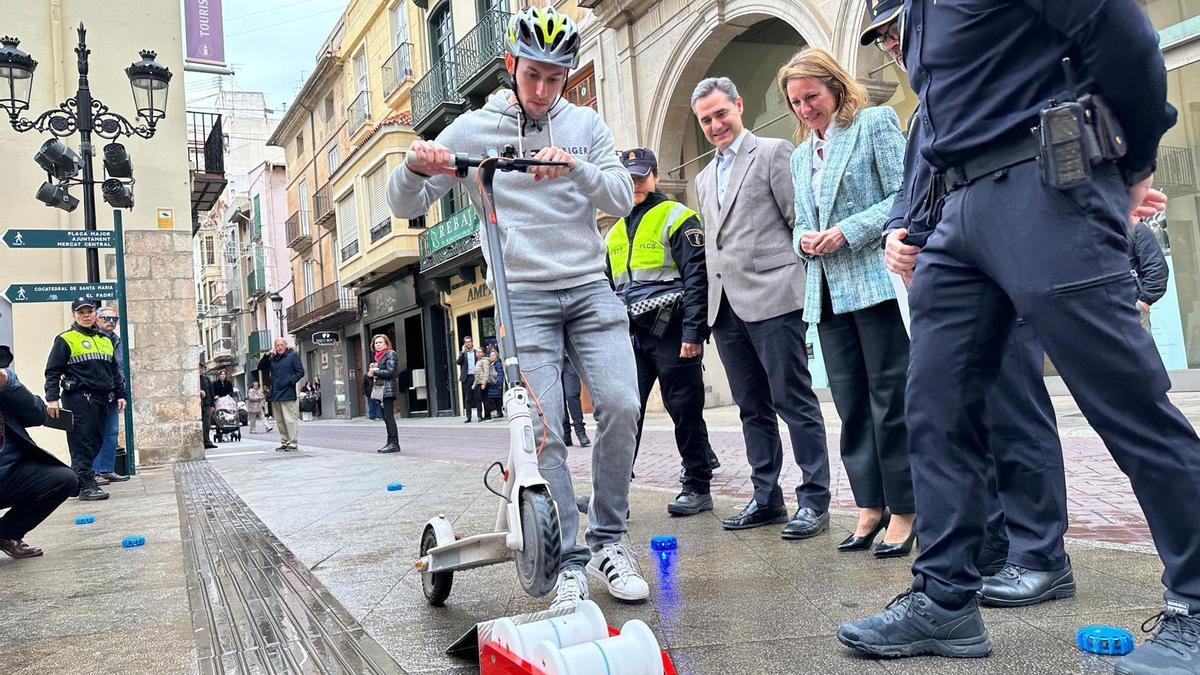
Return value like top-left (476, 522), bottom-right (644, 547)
top-left (506, 6), bottom-right (580, 70)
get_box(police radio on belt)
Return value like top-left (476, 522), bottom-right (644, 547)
top-left (1037, 58), bottom-right (1128, 190)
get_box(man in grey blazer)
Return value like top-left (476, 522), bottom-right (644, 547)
top-left (691, 77), bottom-right (831, 537)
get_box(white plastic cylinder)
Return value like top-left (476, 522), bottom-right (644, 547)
top-left (491, 600), bottom-right (609, 661)
top-left (530, 619), bottom-right (664, 675)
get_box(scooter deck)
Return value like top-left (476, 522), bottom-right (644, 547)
top-left (420, 531), bottom-right (514, 574)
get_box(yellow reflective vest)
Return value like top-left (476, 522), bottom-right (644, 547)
top-left (606, 200), bottom-right (696, 287)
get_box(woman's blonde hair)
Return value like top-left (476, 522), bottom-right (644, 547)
top-left (776, 47), bottom-right (868, 141)
top-left (372, 334), bottom-right (393, 349)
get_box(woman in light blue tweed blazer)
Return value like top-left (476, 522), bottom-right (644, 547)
top-left (779, 48), bottom-right (915, 557)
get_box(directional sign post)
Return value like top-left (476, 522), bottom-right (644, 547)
top-left (3, 229), bottom-right (116, 249)
top-left (4, 282), bottom-right (119, 304)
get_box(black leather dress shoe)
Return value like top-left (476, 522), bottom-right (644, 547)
top-left (838, 512), bottom-right (890, 552)
top-left (874, 531), bottom-right (917, 558)
top-left (781, 507), bottom-right (830, 540)
top-left (377, 443), bottom-right (402, 454)
top-left (667, 491), bottom-right (713, 517)
top-left (722, 501), bottom-right (789, 530)
top-left (978, 562), bottom-right (1076, 607)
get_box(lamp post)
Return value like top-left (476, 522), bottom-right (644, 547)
top-left (269, 292), bottom-right (285, 339)
top-left (0, 24), bottom-right (171, 283)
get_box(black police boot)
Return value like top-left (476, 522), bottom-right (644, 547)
top-left (978, 561), bottom-right (1076, 608)
top-left (667, 491), bottom-right (713, 517)
top-left (577, 430), bottom-right (591, 447)
top-left (79, 480), bottom-right (110, 501)
top-left (781, 507), bottom-right (830, 540)
top-left (1115, 608), bottom-right (1200, 675)
top-left (377, 443), bottom-right (401, 454)
top-left (837, 591), bottom-right (992, 659)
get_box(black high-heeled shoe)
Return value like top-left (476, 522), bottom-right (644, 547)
top-left (837, 511), bottom-right (891, 552)
top-left (874, 530), bottom-right (917, 558)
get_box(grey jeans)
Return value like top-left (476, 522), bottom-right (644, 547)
top-left (509, 280), bottom-right (641, 570)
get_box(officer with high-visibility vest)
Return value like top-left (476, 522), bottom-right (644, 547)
top-left (43, 298), bottom-right (126, 501)
top-left (607, 148), bottom-right (717, 517)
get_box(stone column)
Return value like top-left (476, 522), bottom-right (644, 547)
top-left (122, 230), bottom-right (204, 465)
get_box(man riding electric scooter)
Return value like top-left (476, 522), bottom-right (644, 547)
top-left (389, 6), bottom-right (648, 610)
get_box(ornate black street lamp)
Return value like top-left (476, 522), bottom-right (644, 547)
top-left (0, 24), bottom-right (171, 283)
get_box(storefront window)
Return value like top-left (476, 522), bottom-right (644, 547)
top-left (1154, 59), bottom-right (1200, 370)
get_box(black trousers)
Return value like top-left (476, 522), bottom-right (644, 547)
top-left (0, 460), bottom-right (78, 540)
top-left (978, 319), bottom-right (1068, 571)
top-left (817, 284), bottom-right (914, 514)
top-left (381, 396), bottom-right (398, 444)
top-left (561, 360), bottom-right (585, 436)
top-left (63, 390), bottom-right (108, 484)
top-left (631, 316), bottom-right (713, 494)
top-left (202, 404), bottom-right (213, 443)
top-left (907, 160), bottom-right (1200, 612)
top-left (461, 376), bottom-right (483, 420)
top-left (712, 297), bottom-right (830, 511)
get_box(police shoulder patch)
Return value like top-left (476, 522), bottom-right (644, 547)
top-left (684, 228), bottom-right (704, 248)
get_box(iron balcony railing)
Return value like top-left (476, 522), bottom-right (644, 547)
top-left (348, 89), bottom-right (371, 133)
top-left (314, 183), bottom-right (335, 226)
top-left (383, 42), bottom-right (414, 96)
top-left (286, 283), bottom-right (358, 330)
top-left (246, 268), bottom-right (266, 297)
top-left (247, 329), bottom-right (271, 358)
top-left (456, 10), bottom-right (511, 87)
top-left (411, 58), bottom-right (463, 127)
top-left (285, 211), bottom-right (313, 249)
top-left (1155, 145), bottom-right (1196, 194)
top-left (418, 206), bottom-right (480, 272)
top-left (187, 111), bottom-right (224, 175)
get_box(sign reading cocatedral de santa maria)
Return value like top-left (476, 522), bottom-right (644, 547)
top-left (3, 229), bottom-right (117, 249)
top-left (312, 331), bottom-right (341, 346)
top-left (4, 282), bottom-right (119, 304)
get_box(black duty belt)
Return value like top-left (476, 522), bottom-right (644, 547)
top-left (940, 134), bottom-right (1041, 193)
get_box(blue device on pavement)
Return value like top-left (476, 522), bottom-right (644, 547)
top-left (121, 535), bottom-right (146, 548)
top-left (387, 482), bottom-right (404, 491)
top-left (75, 515), bottom-right (95, 525)
top-left (1076, 625), bottom-right (1135, 655)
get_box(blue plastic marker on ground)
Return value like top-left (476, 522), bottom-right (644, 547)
top-left (121, 535), bottom-right (146, 548)
top-left (387, 482), bottom-right (404, 491)
top-left (650, 536), bottom-right (678, 552)
top-left (75, 515), bottom-right (95, 525)
top-left (1076, 625), bottom-right (1135, 655)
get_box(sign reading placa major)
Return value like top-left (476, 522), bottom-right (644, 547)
top-left (312, 331), bottom-right (340, 346)
top-left (4, 229), bottom-right (116, 249)
top-left (5, 282), bottom-right (118, 304)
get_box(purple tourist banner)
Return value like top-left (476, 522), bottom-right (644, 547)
top-left (185, 0), bottom-right (226, 66)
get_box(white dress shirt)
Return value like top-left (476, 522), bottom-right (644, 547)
top-left (810, 122), bottom-right (842, 211)
top-left (715, 129), bottom-right (750, 208)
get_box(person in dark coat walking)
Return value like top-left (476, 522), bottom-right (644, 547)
top-left (367, 334), bottom-right (400, 454)
top-left (263, 338), bottom-right (305, 451)
top-left (1130, 218), bottom-right (1169, 329)
top-left (199, 364), bottom-right (216, 450)
top-left (0, 345), bottom-right (79, 558)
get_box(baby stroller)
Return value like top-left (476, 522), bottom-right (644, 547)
top-left (213, 395), bottom-right (241, 442)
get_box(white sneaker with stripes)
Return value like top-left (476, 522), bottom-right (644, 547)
top-left (587, 543), bottom-right (649, 602)
top-left (548, 567), bottom-right (590, 612)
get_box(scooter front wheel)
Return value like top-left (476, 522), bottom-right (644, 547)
top-left (420, 526), bottom-right (454, 606)
top-left (516, 487), bottom-right (562, 598)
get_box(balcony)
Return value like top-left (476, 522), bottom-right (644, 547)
top-left (1156, 145), bottom-right (1197, 197)
top-left (246, 268), bottom-right (266, 298)
top-left (456, 10), bottom-right (512, 104)
top-left (286, 283), bottom-right (358, 332)
top-left (418, 206), bottom-right (481, 276)
top-left (247, 329), bottom-right (271, 359)
top-left (348, 90), bottom-right (371, 135)
top-left (314, 183), bottom-right (335, 228)
top-left (369, 214), bottom-right (393, 244)
top-left (412, 58), bottom-right (466, 139)
top-left (188, 111), bottom-right (227, 231)
top-left (208, 336), bottom-right (235, 364)
top-left (286, 211), bottom-right (313, 250)
top-left (383, 42), bottom-right (415, 98)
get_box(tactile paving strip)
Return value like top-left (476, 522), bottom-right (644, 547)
top-left (176, 461), bottom-right (405, 674)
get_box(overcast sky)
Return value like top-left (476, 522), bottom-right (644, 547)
top-left (184, 0), bottom-right (347, 115)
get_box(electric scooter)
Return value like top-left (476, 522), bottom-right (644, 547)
top-left (416, 148), bottom-right (572, 606)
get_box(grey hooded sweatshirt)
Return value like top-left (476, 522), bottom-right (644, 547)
top-left (388, 90), bottom-right (633, 292)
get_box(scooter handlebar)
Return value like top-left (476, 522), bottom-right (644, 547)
top-left (451, 152), bottom-right (569, 173)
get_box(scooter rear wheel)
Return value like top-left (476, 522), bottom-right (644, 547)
top-left (420, 526), bottom-right (453, 606)
top-left (516, 487), bottom-right (562, 598)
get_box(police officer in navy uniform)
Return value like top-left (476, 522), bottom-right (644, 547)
top-left (838, 2), bottom-right (1200, 671)
top-left (44, 298), bottom-right (126, 501)
top-left (606, 148), bottom-right (717, 517)
top-left (865, 0), bottom-right (1076, 606)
